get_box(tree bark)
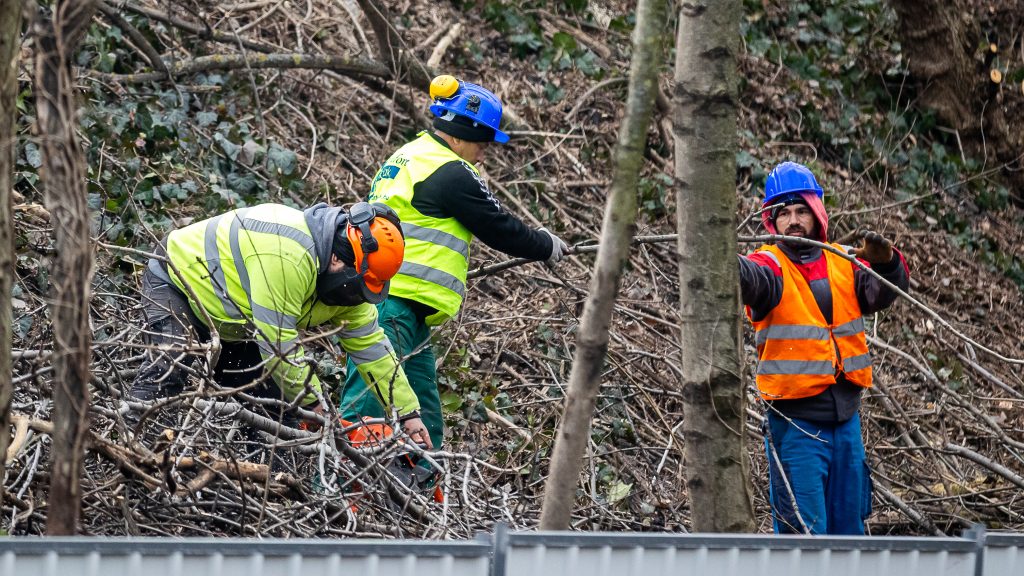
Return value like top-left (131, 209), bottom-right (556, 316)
top-left (539, 0), bottom-right (667, 531)
top-left (673, 0), bottom-right (756, 532)
top-left (890, 0), bottom-right (1024, 197)
top-left (0, 0), bottom-right (24, 520)
top-left (354, 0), bottom-right (431, 91)
top-left (33, 0), bottom-right (97, 536)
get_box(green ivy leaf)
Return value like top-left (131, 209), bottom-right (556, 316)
top-left (214, 133), bottom-right (240, 161)
top-left (24, 142), bottom-right (42, 168)
top-left (606, 481), bottom-right (632, 504)
top-left (158, 183), bottom-right (182, 201)
top-left (226, 172), bottom-right (258, 195)
top-left (552, 32), bottom-right (578, 52)
top-left (736, 150), bottom-right (758, 169)
top-left (441, 391), bottom-right (463, 411)
top-left (469, 401), bottom-right (490, 423)
top-left (196, 111), bottom-right (218, 128)
top-left (575, 50), bottom-right (602, 77)
top-left (267, 143), bottom-right (297, 176)
top-left (13, 315), bottom-right (33, 340)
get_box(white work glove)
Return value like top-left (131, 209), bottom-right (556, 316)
top-left (540, 227), bottom-right (569, 263)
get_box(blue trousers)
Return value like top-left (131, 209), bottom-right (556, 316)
top-left (765, 411), bottom-right (873, 535)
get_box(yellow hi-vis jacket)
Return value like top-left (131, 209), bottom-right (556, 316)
top-left (367, 132), bottom-right (475, 326)
top-left (748, 244), bottom-right (872, 400)
top-left (164, 203), bottom-right (419, 414)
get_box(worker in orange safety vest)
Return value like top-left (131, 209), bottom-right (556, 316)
top-left (738, 161), bottom-right (910, 535)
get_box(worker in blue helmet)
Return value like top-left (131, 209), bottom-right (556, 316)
top-left (737, 161), bottom-right (910, 534)
top-left (428, 75), bottom-right (511, 145)
top-left (340, 75), bottom-right (569, 453)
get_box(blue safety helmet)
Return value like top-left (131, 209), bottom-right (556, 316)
top-left (429, 76), bottom-right (510, 144)
top-left (763, 161), bottom-right (824, 206)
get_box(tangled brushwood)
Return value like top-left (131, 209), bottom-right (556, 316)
top-left (6, 0), bottom-right (1024, 536)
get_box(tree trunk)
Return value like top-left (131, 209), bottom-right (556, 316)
top-left (539, 0), bottom-right (667, 531)
top-left (0, 0), bottom-right (23, 518)
top-left (673, 0), bottom-right (756, 532)
top-left (890, 0), bottom-right (1024, 197)
top-left (33, 0), bottom-right (98, 536)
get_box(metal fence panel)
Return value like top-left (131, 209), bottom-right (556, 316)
top-left (0, 538), bottom-right (492, 576)
top-left (502, 533), bottom-right (978, 576)
top-left (983, 533), bottom-right (1024, 576)
top-left (505, 545), bottom-right (977, 576)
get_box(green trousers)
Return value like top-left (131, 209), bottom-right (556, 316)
top-left (341, 297), bottom-right (442, 449)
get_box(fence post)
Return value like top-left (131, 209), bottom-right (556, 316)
top-left (964, 523), bottom-right (987, 576)
top-left (491, 522), bottom-right (509, 576)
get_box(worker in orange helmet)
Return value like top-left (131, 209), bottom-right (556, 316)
top-left (128, 201), bottom-right (431, 451)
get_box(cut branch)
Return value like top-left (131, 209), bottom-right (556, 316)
top-left (88, 52), bottom-right (390, 84)
top-left (95, 0), bottom-right (169, 78)
top-left (118, 2), bottom-right (279, 54)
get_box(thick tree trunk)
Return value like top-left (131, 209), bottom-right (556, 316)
top-left (539, 0), bottom-right (667, 531)
top-left (673, 0), bottom-right (755, 532)
top-left (33, 0), bottom-right (97, 536)
top-left (0, 0), bottom-right (23, 518)
top-left (890, 0), bottom-right (1024, 197)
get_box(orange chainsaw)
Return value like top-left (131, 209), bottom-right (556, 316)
top-left (303, 417), bottom-right (443, 503)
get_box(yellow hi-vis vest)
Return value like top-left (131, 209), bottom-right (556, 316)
top-left (163, 203), bottom-right (419, 414)
top-left (747, 244), bottom-right (872, 400)
top-left (368, 132), bottom-right (475, 326)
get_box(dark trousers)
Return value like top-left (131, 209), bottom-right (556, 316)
top-left (131, 263), bottom-right (297, 428)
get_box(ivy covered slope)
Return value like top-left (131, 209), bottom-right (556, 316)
top-left (6, 0), bottom-right (1024, 536)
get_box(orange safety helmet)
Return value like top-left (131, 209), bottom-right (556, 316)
top-left (343, 202), bottom-right (405, 303)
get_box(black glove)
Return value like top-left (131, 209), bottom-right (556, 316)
top-left (849, 231), bottom-right (893, 264)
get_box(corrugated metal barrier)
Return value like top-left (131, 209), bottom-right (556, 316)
top-left (0, 526), bottom-right (1021, 576)
top-left (0, 539), bottom-right (492, 576)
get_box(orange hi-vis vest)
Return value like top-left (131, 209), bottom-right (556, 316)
top-left (748, 244), bottom-right (873, 400)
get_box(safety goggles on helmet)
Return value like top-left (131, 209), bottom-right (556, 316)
top-left (318, 203), bottom-right (404, 307)
top-left (428, 75), bottom-right (509, 144)
top-left (767, 193), bottom-right (810, 222)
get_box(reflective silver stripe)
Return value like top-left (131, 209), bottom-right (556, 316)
top-left (843, 352), bottom-right (872, 372)
top-left (241, 218), bottom-right (316, 261)
top-left (204, 214), bottom-right (243, 320)
top-left (833, 317), bottom-right (865, 338)
top-left (258, 337), bottom-right (300, 358)
top-left (399, 262), bottom-right (466, 296)
top-left (755, 324), bottom-right (830, 346)
top-left (758, 359), bottom-right (835, 376)
top-left (339, 321), bottom-right (379, 340)
top-left (759, 250), bottom-right (781, 268)
top-left (228, 210), bottom-right (252, 298)
top-left (251, 302), bottom-right (297, 331)
top-left (402, 223), bottom-right (470, 259)
top-left (348, 341), bottom-right (392, 365)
